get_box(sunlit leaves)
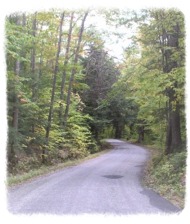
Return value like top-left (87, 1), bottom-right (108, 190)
top-left (120, 9), bottom-right (185, 147)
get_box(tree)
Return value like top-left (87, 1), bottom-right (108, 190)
top-left (7, 13), bottom-right (29, 168)
top-left (59, 12), bottom-right (74, 126)
top-left (121, 9), bottom-right (185, 152)
top-left (63, 11), bottom-right (89, 127)
top-left (43, 12), bottom-right (65, 163)
top-left (6, 10), bottom-right (100, 171)
top-left (80, 44), bottom-right (120, 140)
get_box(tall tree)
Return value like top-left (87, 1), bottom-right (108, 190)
top-left (7, 14), bottom-right (27, 168)
top-left (59, 12), bottom-right (74, 126)
top-left (142, 9), bottom-right (185, 153)
top-left (121, 9), bottom-right (185, 151)
top-left (63, 11), bottom-right (88, 127)
top-left (81, 45), bottom-right (119, 140)
top-left (31, 12), bottom-right (37, 101)
top-left (153, 10), bottom-right (185, 154)
top-left (43, 12), bottom-right (65, 163)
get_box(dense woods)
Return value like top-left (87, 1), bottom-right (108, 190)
top-left (6, 8), bottom-right (186, 207)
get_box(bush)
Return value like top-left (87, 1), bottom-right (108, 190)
top-left (9, 155), bottom-right (41, 175)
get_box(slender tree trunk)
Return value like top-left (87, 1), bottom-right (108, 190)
top-left (137, 126), bottom-right (144, 143)
top-left (63, 11), bottom-right (88, 127)
top-left (114, 122), bottom-right (123, 139)
top-left (59, 12), bottom-right (74, 126)
top-left (8, 15), bottom-right (24, 168)
top-left (13, 60), bottom-right (20, 131)
top-left (31, 12), bottom-right (37, 133)
top-left (31, 12), bottom-right (37, 101)
top-left (43, 12), bottom-right (64, 164)
top-left (37, 23), bottom-right (45, 82)
top-left (129, 123), bottom-right (134, 139)
top-left (9, 60), bottom-right (20, 163)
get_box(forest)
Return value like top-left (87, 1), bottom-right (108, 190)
top-left (6, 8), bottom-right (186, 207)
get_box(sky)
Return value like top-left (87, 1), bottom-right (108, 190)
top-left (1, 0), bottom-right (190, 223)
top-left (86, 11), bottom-right (131, 61)
top-left (85, 9), bottom-right (140, 63)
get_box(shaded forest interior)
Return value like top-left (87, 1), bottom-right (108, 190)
top-left (6, 8), bottom-right (186, 192)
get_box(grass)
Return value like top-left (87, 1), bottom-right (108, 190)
top-left (7, 147), bottom-right (111, 187)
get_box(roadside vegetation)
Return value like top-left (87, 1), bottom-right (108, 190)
top-left (142, 145), bottom-right (186, 209)
top-left (7, 140), bottom-right (112, 186)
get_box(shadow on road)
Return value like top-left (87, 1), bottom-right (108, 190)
top-left (140, 188), bottom-right (182, 213)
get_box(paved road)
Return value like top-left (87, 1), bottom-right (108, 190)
top-left (7, 139), bottom-right (180, 214)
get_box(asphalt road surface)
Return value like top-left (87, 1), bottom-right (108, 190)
top-left (7, 139), bottom-right (180, 214)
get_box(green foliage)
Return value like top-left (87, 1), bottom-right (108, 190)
top-left (63, 94), bottom-right (98, 157)
top-left (11, 156), bottom-right (41, 174)
top-left (147, 151), bottom-right (186, 208)
top-left (99, 79), bottom-right (139, 139)
top-left (6, 10), bottom-right (100, 172)
top-left (81, 45), bottom-right (120, 140)
top-left (120, 9), bottom-right (185, 149)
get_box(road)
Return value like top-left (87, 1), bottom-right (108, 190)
top-left (7, 139), bottom-right (180, 214)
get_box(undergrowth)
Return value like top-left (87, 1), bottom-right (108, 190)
top-left (144, 147), bottom-right (186, 209)
top-left (7, 140), bottom-right (112, 187)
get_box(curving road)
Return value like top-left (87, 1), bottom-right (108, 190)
top-left (7, 139), bottom-right (180, 214)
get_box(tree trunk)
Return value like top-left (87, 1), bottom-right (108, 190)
top-left (31, 12), bottom-right (37, 133)
top-left (114, 121), bottom-right (124, 139)
top-left (59, 12), bottom-right (74, 126)
top-left (129, 123), bottom-right (134, 139)
top-left (165, 99), bottom-right (181, 154)
top-left (160, 22), bottom-right (183, 154)
top-left (31, 12), bottom-right (37, 101)
top-left (8, 15), bottom-right (23, 168)
top-left (171, 105), bottom-right (181, 149)
top-left (9, 51), bottom-right (20, 168)
top-left (137, 126), bottom-right (144, 143)
top-left (63, 11), bottom-right (88, 128)
top-left (43, 12), bottom-right (64, 164)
